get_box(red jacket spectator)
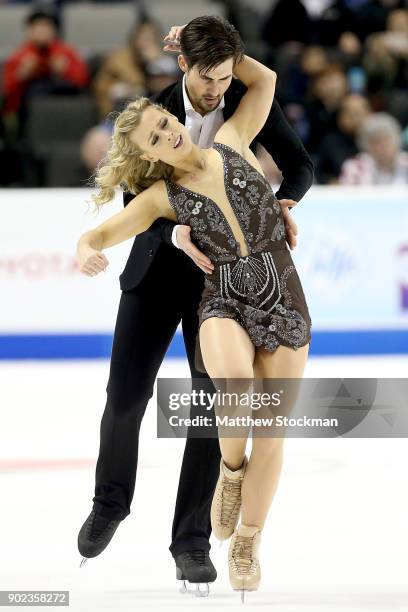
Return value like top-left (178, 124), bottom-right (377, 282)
top-left (3, 39), bottom-right (89, 114)
top-left (2, 9), bottom-right (89, 116)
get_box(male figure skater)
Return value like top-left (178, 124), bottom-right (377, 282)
top-left (78, 15), bottom-right (313, 592)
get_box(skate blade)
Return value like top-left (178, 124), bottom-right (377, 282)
top-left (233, 587), bottom-right (246, 604)
top-left (179, 580), bottom-right (210, 597)
top-left (79, 557), bottom-right (88, 568)
top-left (233, 586), bottom-right (255, 604)
top-left (195, 583), bottom-right (210, 597)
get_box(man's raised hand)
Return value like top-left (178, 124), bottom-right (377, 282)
top-left (163, 24), bottom-right (187, 52)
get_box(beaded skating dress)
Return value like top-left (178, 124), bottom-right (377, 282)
top-left (164, 142), bottom-right (312, 374)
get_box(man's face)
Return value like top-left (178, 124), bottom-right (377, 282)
top-left (179, 56), bottom-right (234, 115)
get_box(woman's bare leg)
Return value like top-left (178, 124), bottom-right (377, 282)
top-left (240, 343), bottom-right (310, 528)
top-left (199, 317), bottom-right (255, 469)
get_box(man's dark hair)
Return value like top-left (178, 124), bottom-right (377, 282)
top-left (180, 16), bottom-right (245, 75)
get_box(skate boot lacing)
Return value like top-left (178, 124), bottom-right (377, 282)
top-left (86, 510), bottom-right (118, 543)
top-left (218, 477), bottom-right (242, 525)
top-left (184, 550), bottom-right (207, 566)
top-left (230, 535), bottom-right (257, 575)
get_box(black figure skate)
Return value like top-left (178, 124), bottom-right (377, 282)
top-left (175, 550), bottom-right (217, 597)
top-left (78, 509), bottom-right (122, 567)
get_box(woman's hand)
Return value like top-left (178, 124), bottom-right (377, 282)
top-left (77, 243), bottom-right (109, 277)
top-left (278, 199), bottom-right (298, 250)
top-left (163, 24), bottom-right (187, 52)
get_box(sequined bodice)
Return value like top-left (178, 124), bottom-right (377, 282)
top-left (164, 142), bottom-right (286, 264)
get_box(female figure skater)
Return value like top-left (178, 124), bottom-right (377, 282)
top-left (77, 46), bottom-right (311, 601)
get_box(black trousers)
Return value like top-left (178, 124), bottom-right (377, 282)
top-left (92, 243), bottom-right (221, 558)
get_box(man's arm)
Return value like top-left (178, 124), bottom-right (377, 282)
top-left (256, 99), bottom-right (314, 203)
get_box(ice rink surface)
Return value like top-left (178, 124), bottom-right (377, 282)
top-left (1, 355), bottom-right (407, 611)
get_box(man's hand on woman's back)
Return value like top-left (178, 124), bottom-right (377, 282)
top-left (175, 225), bottom-right (215, 275)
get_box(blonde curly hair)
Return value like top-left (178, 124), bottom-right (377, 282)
top-left (90, 97), bottom-right (174, 208)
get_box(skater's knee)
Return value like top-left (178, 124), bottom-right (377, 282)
top-left (214, 368), bottom-right (254, 398)
top-left (107, 381), bottom-right (155, 414)
top-left (209, 365), bottom-right (254, 388)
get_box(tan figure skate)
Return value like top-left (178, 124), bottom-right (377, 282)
top-left (210, 456), bottom-right (248, 540)
top-left (228, 523), bottom-right (262, 603)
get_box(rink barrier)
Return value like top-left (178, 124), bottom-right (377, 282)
top-left (1, 329), bottom-right (408, 359)
top-left (1, 186), bottom-right (407, 358)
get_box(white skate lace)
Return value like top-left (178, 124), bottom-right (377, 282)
top-left (231, 535), bottom-right (257, 575)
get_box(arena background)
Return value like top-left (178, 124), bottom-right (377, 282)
top-left (1, 2), bottom-right (407, 611)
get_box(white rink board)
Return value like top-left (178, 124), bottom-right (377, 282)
top-left (1, 186), bottom-right (407, 333)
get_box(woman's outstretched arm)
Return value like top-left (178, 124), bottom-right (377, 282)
top-left (77, 181), bottom-right (173, 276)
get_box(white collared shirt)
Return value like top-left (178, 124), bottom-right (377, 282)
top-left (182, 73), bottom-right (226, 148)
top-left (171, 74), bottom-right (225, 248)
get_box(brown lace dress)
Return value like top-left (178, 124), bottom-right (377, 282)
top-left (164, 142), bottom-right (312, 374)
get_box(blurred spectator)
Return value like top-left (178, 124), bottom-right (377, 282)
top-left (93, 19), bottom-right (178, 118)
top-left (261, 0), bottom-right (312, 67)
top-left (273, 46), bottom-right (329, 143)
top-left (81, 55), bottom-right (179, 180)
top-left (2, 7), bottom-right (89, 135)
top-left (363, 7), bottom-right (408, 104)
top-left (1, 1), bottom-right (407, 187)
top-left (275, 45), bottom-right (329, 106)
top-left (143, 54), bottom-right (180, 96)
top-left (81, 18), bottom-right (179, 180)
top-left (315, 1), bottom-right (364, 46)
top-left (262, 0), bottom-right (312, 48)
top-left (340, 112), bottom-right (408, 184)
top-left (351, 0), bottom-right (405, 42)
top-left (316, 94), bottom-right (372, 183)
top-left (80, 118), bottom-right (113, 179)
top-left (304, 63), bottom-right (348, 154)
top-left (316, 0), bottom-right (404, 46)
top-left (0, 113), bottom-right (23, 185)
top-left (79, 116), bottom-right (114, 186)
